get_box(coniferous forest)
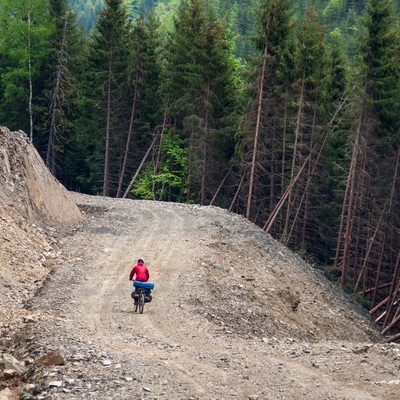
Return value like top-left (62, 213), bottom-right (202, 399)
top-left (0, 0), bottom-right (399, 339)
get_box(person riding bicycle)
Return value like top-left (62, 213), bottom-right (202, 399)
top-left (130, 258), bottom-right (151, 306)
top-left (129, 258), bottom-right (149, 282)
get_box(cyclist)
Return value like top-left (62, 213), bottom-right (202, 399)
top-left (129, 258), bottom-right (149, 282)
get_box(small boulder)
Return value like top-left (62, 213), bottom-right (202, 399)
top-left (35, 351), bottom-right (66, 367)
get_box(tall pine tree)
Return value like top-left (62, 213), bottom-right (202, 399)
top-left (40, 0), bottom-right (87, 178)
top-left (0, 0), bottom-right (52, 141)
top-left (161, 0), bottom-right (237, 204)
top-left (84, 0), bottom-right (132, 196)
top-left (117, 13), bottom-right (161, 197)
top-left (235, 0), bottom-right (294, 224)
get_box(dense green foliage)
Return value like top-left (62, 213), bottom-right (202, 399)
top-left (67, 0), bottom-right (104, 32)
top-left (133, 130), bottom-right (189, 201)
top-left (1, 0), bottom-right (400, 334)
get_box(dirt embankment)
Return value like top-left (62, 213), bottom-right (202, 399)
top-left (1, 128), bottom-right (399, 400)
top-left (0, 126), bottom-right (82, 323)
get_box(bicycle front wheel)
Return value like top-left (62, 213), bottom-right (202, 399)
top-left (139, 292), bottom-right (145, 314)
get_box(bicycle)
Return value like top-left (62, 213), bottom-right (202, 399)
top-left (131, 280), bottom-right (154, 314)
top-left (133, 287), bottom-right (146, 314)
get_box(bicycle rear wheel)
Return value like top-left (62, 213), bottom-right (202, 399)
top-left (134, 298), bottom-right (139, 312)
top-left (139, 292), bottom-right (145, 314)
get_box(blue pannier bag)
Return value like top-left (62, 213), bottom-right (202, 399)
top-left (133, 280), bottom-right (155, 290)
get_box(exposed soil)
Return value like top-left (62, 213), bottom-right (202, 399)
top-left (1, 127), bottom-right (400, 399)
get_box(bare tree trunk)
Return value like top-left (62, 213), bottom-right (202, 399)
top-left (335, 100), bottom-right (365, 286)
top-left (281, 87), bottom-right (288, 196)
top-left (247, 43), bottom-right (268, 220)
top-left (339, 128), bottom-right (360, 286)
top-left (382, 250), bottom-right (400, 329)
top-left (372, 238), bottom-right (386, 305)
top-left (278, 87), bottom-right (289, 234)
top-left (354, 203), bottom-right (387, 293)
top-left (122, 135), bottom-right (159, 198)
top-left (270, 113), bottom-right (276, 220)
top-left (301, 107), bottom-right (317, 248)
top-left (353, 187), bottom-right (364, 283)
top-left (266, 98), bottom-right (346, 235)
top-left (186, 140), bottom-right (194, 203)
top-left (381, 295), bottom-right (400, 335)
top-left (27, 7), bottom-right (34, 142)
top-left (282, 72), bottom-right (305, 243)
top-left (362, 282), bottom-right (391, 295)
top-left (201, 86), bottom-right (210, 205)
top-left (103, 49), bottom-right (113, 196)
top-left (229, 174), bottom-right (245, 213)
top-left (210, 167), bottom-right (232, 206)
top-left (370, 296), bottom-right (390, 315)
top-left (263, 153), bottom-right (311, 232)
top-left (117, 68), bottom-right (139, 198)
top-left (152, 109), bottom-right (169, 199)
top-left (285, 112), bottom-right (320, 246)
top-left (387, 332), bottom-right (400, 343)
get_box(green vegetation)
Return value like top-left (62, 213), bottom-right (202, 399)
top-left (133, 130), bottom-right (189, 201)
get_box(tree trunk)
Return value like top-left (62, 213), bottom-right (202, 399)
top-left (229, 174), bottom-right (245, 213)
top-left (201, 86), bottom-right (210, 205)
top-left (266, 98), bottom-right (346, 235)
top-left (382, 251), bottom-right (400, 329)
top-left (372, 240), bottom-right (386, 305)
top-left (122, 135), bottom-right (159, 198)
top-left (247, 43), bottom-right (268, 220)
top-left (152, 109), bottom-right (169, 199)
top-left (263, 153), bottom-right (311, 232)
top-left (282, 72), bottom-right (305, 243)
top-left (28, 7), bottom-right (34, 142)
top-left (117, 68), bottom-right (139, 198)
top-left (103, 48), bottom-right (113, 196)
top-left (336, 99), bottom-right (365, 286)
top-left (210, 167), bottom-right (232, 206)
top-left (186, 140), bottom-right (194, 203)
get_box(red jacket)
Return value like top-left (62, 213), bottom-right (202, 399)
top-left (129, 262), bottom-right (149, 282)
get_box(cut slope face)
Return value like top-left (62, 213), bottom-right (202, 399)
top-left (0, 127), bottom-right (83, 323)
top-left (0, 127), bottom-right (82, 224)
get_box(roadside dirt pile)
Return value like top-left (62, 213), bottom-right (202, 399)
top-left (0, 126), bottom-right (82, 323)
top-left (1, 127), bottom-right (400, 400)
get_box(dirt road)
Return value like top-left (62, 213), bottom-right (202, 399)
top-left (15, 193), bottom-right (400, 400)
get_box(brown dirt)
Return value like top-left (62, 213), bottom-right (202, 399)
top-left (1, 127), bottom-right (400, 399)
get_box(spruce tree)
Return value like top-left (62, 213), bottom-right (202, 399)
top-left (116, 13), bottom-right (161, 197)
top-left (161, 0), bottom-right (237, 205)
top-left (0, 0), bottom-right (52, 140)
top-left (40, 0), bottom-right (87, 179)
top-left (360, 0), bottom-right (400, 138)
top-left (84, 0), bottom-right (132, 196)
top-left (235, 0), bottom-right (294, 224)
top-left (315, 28), bottom-right (349, 264)
top-left (281, 6), bottom-right (329, 251)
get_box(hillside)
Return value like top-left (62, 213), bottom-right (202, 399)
top-left (1, 127), bottom-right (399, 399)
top-left (0, 127), bottom-right (82, 325)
